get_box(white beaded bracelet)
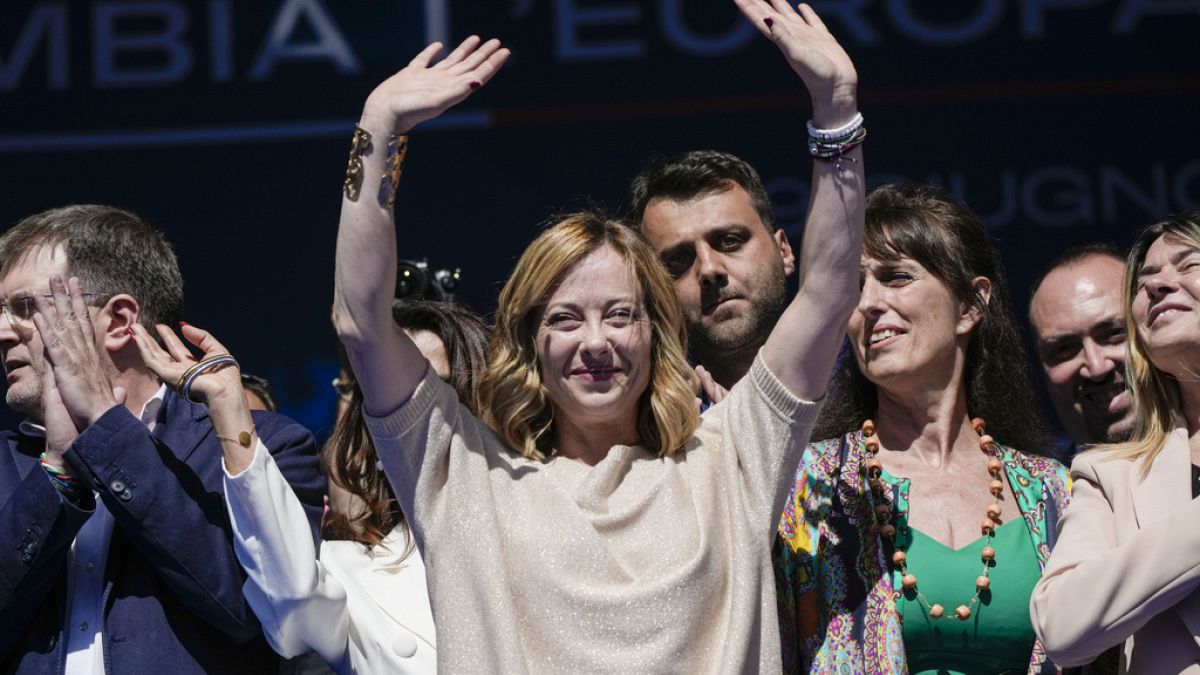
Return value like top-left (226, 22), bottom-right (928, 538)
top-left (806, 112), bottom-right (864, 142)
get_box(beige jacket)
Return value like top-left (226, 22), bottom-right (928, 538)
top-left (1031, 424), bottom-right (1200, 674)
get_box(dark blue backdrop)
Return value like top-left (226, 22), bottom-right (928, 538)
top-left (1, 0), bottom-right (1197, 438)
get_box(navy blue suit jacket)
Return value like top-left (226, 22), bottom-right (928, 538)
top-left (0, 391), bottom-right (324, 674)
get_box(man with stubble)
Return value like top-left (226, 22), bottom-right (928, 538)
top-left (629, 151), bottom-right (796, 401)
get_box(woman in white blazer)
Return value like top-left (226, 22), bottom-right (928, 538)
top-left (134, 301), bottom-right (489, 675)
top-left (1031, 208), bottom-right (1200, 674)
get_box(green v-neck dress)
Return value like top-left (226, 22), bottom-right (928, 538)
top-left (888, 471), bottom-right (1042, 675)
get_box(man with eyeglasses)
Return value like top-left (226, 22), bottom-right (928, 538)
top-left (0, 205), bottom-right (324, 674)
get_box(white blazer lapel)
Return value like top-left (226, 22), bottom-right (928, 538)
top-left (363, 536), bottom-right (438, 649)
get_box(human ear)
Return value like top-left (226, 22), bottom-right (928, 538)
top-left (774, 229), bottom-right (796, 277)
top-left (96, 294), bottom-right (141, 352)
top-left (957, 277), bottom-right (992, 335)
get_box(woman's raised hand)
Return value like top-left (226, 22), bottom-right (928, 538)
top-left (733, 1), bottom-right (857, 126)
top-left (133, 322), bottom-right (261, 473)
top-left (131, 323), bottom-right (244, 406)
top-left (361, 36), bottom-right (511, 134)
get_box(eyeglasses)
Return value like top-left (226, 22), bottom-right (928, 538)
top-left (0, 293), bottom-right (96, 328)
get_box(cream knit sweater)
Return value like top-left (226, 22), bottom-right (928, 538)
top-left (365, 355), bottom-right (820, 674)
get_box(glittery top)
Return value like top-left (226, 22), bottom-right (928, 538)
top-left (365, 354), bottom-right (821, 673)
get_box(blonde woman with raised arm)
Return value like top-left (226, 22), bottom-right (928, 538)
top-left (332, 2), bottom-right (866, 671)
top-left (1032, 208), bottom-right (1200, 673)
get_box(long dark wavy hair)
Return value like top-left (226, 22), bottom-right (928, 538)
top-left (812, 183), bottom-right (1053, 455)
top-left (323, 300), bottom-right (491, 547)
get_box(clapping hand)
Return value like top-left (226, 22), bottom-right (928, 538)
top-left (31, 275), bottom-right (125, 457)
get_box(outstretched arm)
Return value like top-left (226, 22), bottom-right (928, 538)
top-left (734, 1), bottom-right (864, 401)
top-left (333, 38), bottom-right (509, 418)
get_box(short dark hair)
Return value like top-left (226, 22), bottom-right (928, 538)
top-left (1029, 243), bottom-right (1124, 300)
top-left (627, 150), bottom-right (776, 232)
top-left (814, 183), bottom-right (1053, 455)
top-left (240, 372), bottom-right (279, 413)
top-left (0, 205), bottom-right (183, 329)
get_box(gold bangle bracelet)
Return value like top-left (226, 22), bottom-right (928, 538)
top-left (343, 125), bottom-right (372, 202)
top-left (174, 353), bottom-right (237, 403)
top-left (174, 360), bottom-right (209, 396)
top-left (378, 133), bottom-right (409, 209)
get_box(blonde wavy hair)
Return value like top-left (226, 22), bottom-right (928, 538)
top-left (479, 212), bottom-right (698, 460)
top-left (1102, 209), bottom-right (1200, 469)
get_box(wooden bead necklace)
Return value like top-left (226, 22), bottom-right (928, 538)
top-left (861, 416), bottom-right (1004, 621)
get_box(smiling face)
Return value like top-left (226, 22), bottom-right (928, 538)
top-left (849, 254), bottom-right (977, 394)
top-left (640, 184), bottom-right (793, 361)
top-left (0, 244), bottom-right (69, 418)
top-left (535, 245), bottom-right (652, 433)
top-left (1031, 254), bottom-right (1133, 444)
top-left (1131, 234), bottom-right (1200, 377)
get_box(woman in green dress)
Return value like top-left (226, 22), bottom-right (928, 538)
top-left (774, 183), bottom-right (1072, 674)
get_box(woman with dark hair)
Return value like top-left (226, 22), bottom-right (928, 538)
top-left (129, 300), bottom-right (489, 675)
top-left (323, 300), bottom-right (490, 543)
top-left (332, 2), bottom-right (867, 671)
top-left (1032, 208), bottom-right (1200, 673)
top-left (775, 183), bottom-right (1071, 673)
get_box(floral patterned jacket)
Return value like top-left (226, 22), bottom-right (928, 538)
top-left (774, 432), bottom-right (1072, 674)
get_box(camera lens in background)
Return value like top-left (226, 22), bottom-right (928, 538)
top-left (395, 260), bottom-right (430, 300)
top-left (433, 268), bottom-right (461, 297)
top-left (396, 259), bottom-right (462, 304)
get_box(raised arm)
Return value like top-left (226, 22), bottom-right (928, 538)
top-left (333, 38), bottom-right (509, 417)
top-left (733, 1), bottom-right (864, 401)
